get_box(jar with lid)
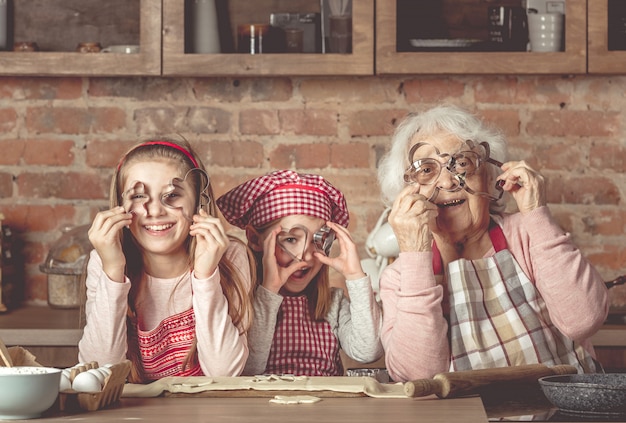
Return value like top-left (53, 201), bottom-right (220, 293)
top-left (39, 225), bottom-right (93, 309)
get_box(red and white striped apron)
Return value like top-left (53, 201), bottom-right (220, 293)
top-left (433, 221), bottom-right (596, 373)
top-left (137, 308), bottom-right (203, 380)
top-left (265, 295), bottom-right (342, 376)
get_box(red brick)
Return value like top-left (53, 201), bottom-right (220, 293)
top-left (0, 108), bottom-right (18, 132)
top-left (89, 78), bottom-right (189, 101)
top-left (348, 109), bottom-right (408, 137)
top-left (0, 77), bottom-right (82, 100)
top-left (478, 109), bottom-right (521, 138)
top-left (590, 141), bottom-right (626, 173)
top-left (301, 78), bottom-right (399, 103)
top-left (23, 139), bottom-right (75, 166)
top-left (249, 78), bottom-right (293, 102)
top-left (86, 139), bottom-right (137, 168)
top-left (240, 110), bottom-right (280, 135)
top-left (0, 172), bottom-right (13, 197)
top-left (278, 109), bottom-right (338, 136)
top-left (198, 140), bottom-right (264, 168)
top-left (404, 78), bottom-right (465, 103)
top-left (0, 139), bottom-right (25, 165)
top-left (0, 205), bottom-right (77, 232)
top-left (134, 107), bottom-right (231, 134)
top-left (527, 110), bottom-right (619, 137)
top-left (269, 143), bottom-right (330, 169)
top-left (546, 174), bottom-right (620, 205)
top-left (330, 142), bottom-right (370, 168)
top-left (473, 77), bottom-right (570, 104)
top-left (26, 107), bottom-right (126, 134)
top-left (18, 172), bottom-right (109, 200)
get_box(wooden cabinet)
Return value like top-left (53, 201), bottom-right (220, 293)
top-left (162, 0), bottom-right (374, 76)
top-left (0, 0), bottom-right (161, 77)
top-left (588, 0), bottom-right (626, 74)
top-left (0, 2), bottom-right (624, 79)
top-left (375, 0), bottom-right (587, 75)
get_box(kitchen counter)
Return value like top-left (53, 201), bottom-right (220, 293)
top-left (30, 388), bottom-right (626, 423)
top-left (0, 306), bottom-right (82, 367)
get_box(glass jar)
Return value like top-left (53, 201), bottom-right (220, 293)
top-left (39, 225), bottom-right (92, 309)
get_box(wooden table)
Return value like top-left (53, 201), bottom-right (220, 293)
top-left (42, 396), bottom-right (489, 423)
top-left (34, 391), bottom-right (626, 423)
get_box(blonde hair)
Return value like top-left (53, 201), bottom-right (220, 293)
top-left (111, 137), bottom-right (253, 383)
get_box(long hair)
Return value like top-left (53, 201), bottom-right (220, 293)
top-left (111, 137), bottom-right (253, 383)
top-left (377, 104), bottom-right (509, 214)
top-left (250, 221), bottom-right (332, 321)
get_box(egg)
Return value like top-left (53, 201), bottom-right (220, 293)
top-left (59, 372), bottom-right (72, 391)
top-left (87, 368), bottom-right (106, 385)
top-left (72, 370), bottom-right (103, 392)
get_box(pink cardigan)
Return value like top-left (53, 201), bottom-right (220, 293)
top-left (379, 206), bottom-right (609, 382)
top-left (78, 240), bottom-right (252, 377)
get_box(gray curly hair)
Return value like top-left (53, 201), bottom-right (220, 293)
top-left (377, 104), bottom-right (509, 213)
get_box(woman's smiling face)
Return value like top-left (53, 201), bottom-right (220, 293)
top-left (121, 159), bottom-right (195, 257)
top-left (407, 131), bottom-right (491, 238)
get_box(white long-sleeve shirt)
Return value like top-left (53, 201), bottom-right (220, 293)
top-left (78, 240), bottom-right (252, 377)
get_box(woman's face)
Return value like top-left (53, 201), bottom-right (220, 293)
top-left (121, 160), bottom-right (196, 257)
top-left (406, 130), bottom-right (491, 237)
top-left (264, 214), bottom-right (326, 294)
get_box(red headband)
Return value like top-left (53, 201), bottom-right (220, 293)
top-left (117, 141), bottom-right (199, 171)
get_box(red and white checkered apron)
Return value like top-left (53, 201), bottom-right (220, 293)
top-left (433, 221), bottom-right (596, 373)
top-left (137, 308), bottom-right (203, 380)
top-left (265, 295), bottom-right (342, 376)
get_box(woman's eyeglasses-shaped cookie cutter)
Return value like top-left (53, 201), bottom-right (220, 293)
top-left (403, 140), bottom-right (504, 202)
top-left (121, 168), bottom-right (211, 222)
top-left (276, 224), bottom-right (336, 263)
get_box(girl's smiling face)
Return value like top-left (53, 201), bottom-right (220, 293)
top-left (121, 159), bottom-right (196, 258)
top-left (264, 214), bottom-right (326, 295)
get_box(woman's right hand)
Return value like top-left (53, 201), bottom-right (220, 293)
top-left (261, 227), bottom-right (308, 294)
top-left (388, 185), bottom-right (438, 253)
top-left (88, 206), bottom-right (132, 282)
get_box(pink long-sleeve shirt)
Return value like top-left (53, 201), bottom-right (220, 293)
top-left (380, 206), bottom-right (609, 382)
top-left (78, 240), bottom-right (252, 377)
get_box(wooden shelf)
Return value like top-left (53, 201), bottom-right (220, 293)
top-left (375, 0), bottom-right (587, 75)
top-left (162, 0), bottom-right (374, 76)
top-left (0, 0), bottom-right (161, 77)
top-left (588, 0), bottom-right (626, 74)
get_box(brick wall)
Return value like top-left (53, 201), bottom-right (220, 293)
top-left (1, 74), bottom-right (625, 307)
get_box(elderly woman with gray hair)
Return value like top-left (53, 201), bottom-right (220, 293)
top-left (377, 104), bottom-right (608, 382)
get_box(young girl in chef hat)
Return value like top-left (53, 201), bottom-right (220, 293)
top-left (78, 138), bottom-right (254, 383)
top-left (217, 170), bottom-right (383, 376)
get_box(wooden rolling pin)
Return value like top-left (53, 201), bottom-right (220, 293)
top-left (404, 364), bottom-right (577, 398)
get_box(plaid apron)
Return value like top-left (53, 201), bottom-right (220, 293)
top-left (433, 221), bottom-right (596, 373)
top-left (265, 295), bottom-right (342, 376)
top-left (137, 308), bottom-right (203, 380)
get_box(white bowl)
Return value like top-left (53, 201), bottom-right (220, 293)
top-left (0, 366), bottom-right (61, 419)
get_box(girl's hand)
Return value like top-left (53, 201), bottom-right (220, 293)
top-left (388, 184), bottom-right (438, 252)
top-left (261, 227), bottom-right (308, 294)
top-left (315, 221), bottom-right (366, 281)
top-left (88, 206), bottom-right (132, 282)
top-left (497, 160), bottom-right (546, 214)
top-left (190, 209), bottom-right (229, 279)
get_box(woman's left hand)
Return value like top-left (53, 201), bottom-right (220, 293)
top-left (497, 160), bottom-right (546, 214)
top-left (190, 209), bottom-right (229, 279)
top-left (315, 221), bottom-right (366, 281)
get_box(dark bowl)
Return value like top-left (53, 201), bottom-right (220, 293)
top-left (539, 374), bottom-right (626, 416)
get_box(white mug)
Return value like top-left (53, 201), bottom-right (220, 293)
top-left (527, 13), bottom-right (564, 52)
top-left (101, 44), bottom-right (140, 54)
top-left (368, 222), bottom-right (400, 258)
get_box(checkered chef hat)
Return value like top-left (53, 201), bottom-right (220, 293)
top-left (216, 170), bottom-right (349, 229)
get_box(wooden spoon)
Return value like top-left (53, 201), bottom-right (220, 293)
top-left (0, 337), bottom-right (13, 367)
